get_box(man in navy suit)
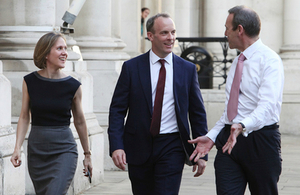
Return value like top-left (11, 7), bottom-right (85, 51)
top-left (108, 13), bottom-right (208, 195)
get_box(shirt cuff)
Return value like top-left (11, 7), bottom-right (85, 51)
top-left (242, 131), bottom-right (249, 137)
top-left (205, 130), bottom-right (218, 143)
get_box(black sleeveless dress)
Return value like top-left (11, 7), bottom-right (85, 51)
top-left (24, 71), bottom-right (81, 195)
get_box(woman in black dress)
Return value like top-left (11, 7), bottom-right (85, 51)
top-left (11, 32), bottom-right (93, 194)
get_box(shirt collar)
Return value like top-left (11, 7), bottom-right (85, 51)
top-left (150, 50), bottom-right (172, 65)
top-left (242, 38), bottom-right (262, 60)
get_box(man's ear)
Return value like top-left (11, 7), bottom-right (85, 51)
top-left (147, 31), bottom-right (153, 41)
top-left (238, 24), bottom-right (244, 35)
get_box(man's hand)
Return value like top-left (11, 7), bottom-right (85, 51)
top-left (222, 123), bottom-right (243, 154)
top-left (188, 136), bottom-right (214, 163)
top-left (192, 159), bottom-right (207, 177)
top-left (112, 149), bottom-right (127, 170)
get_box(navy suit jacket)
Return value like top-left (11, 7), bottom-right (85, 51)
top-left (108, 51), bottom-right (208, 165)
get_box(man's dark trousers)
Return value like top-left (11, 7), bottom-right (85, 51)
top-left (214, 124), bottom-right (282, 195)
top-left (128, 133), bottom-right (186, 195)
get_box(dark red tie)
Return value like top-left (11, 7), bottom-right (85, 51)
top-left (150, 59), bottom-right (166, 137)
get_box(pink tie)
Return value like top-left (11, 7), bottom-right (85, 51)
top-left (150, 59), bottom-right (166, 137)
top-left (227, 53), bottom-right (246, 121)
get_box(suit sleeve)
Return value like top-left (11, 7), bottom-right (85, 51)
top-left (108, 62), bottom-right (130, 156)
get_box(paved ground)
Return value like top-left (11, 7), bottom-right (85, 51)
top-left (81, 134), bottom-right (300, 195)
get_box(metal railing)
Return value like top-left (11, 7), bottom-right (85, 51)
top-left (177, 37), bottom-right (237, 89)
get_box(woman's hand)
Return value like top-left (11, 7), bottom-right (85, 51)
top-left (11, 149), bottom-right (22, 167)
top-left (83, 155), bottom-right (93, 178)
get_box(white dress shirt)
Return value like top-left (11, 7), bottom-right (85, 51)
top-left (149, 50), bottom-right (178, 134)
top-left (206, 39), bottom-right (284, 142)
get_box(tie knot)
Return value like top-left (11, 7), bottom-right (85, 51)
top-left (238, 53), bottom-right (246, 62)
top-left (158, 59), bottom-right (165, 66)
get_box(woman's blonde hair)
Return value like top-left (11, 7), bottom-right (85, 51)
top-left (33, 32), bottom-right (66, 69)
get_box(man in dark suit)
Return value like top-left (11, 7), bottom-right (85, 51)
top-left (108, 13), bottom-right (208, 195)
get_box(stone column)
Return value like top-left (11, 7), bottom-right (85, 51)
top-left (142, 0), bottom-right (159, 52)
top-left (0, 0), bottom-right (79, 118)
top-left (174, 0), bottom-right (191, 37)
top-left (189, 0), bottom-right (202, 37)
top-left (72, 0), bottom-right (129, 124)
top-left (279, 0), bottom-right (300, 135)
top-left (72, 0), bottom-right (130, 171)
top-left (60, 0), bottom-right (105, 192)
top-left (162, 0), bottom-right (175, 17)
top-left (252, 0), bottom-right (283, 52)
top-left (73, 0), bottom-right (128, 59)
top-left (203, 0), bottom-right (282, 53)
top-left (67, 61), bottom-right (104, 194)
top-left (119, 0), bottom-right (141, 57)
top-left (201, 0), bottom-right (232, 89)
top-left (174, 0), bottom-right (202, 56)
top-left (0, 1), bottom-right (60, 193)
top-left (280, 0), bottom-right (300, 76)
top-left (203, 0), bottom-right (238, 54)
top-left (72, 0), bottom-right (130, 125)
top-left (143, 0), bottom-right (160, 16)
top-left (281, 0), bottom-right (300, 54)
top-left (0, 61), bottom-right (25, 195)
top-left (0, 0), bottom-right (102, 193)
top-left (111, 0), bottom-right (121, 39)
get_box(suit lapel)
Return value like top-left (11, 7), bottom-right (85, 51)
top-left (138, 52), bottom-right (153, 114)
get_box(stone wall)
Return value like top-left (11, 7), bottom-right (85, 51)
top-left (0, 60), bottom-right (25, 194)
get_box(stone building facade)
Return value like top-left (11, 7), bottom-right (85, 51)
top-left (0, 0), bottom-right (299, 194)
